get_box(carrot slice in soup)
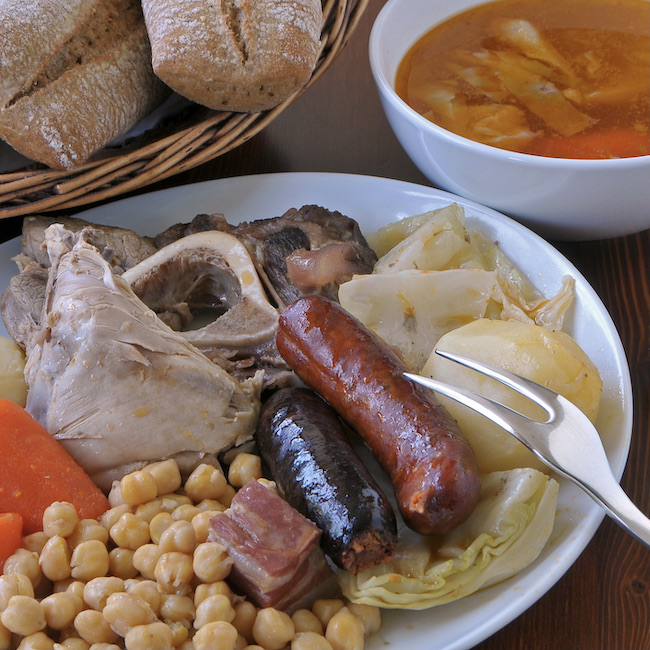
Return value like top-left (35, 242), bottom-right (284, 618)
top-left (0, 512), bottom-right (23, 571)
top-left (0, 399), bottom-right (109, 534)
top-left (527, 128), bottom-right (650, 159)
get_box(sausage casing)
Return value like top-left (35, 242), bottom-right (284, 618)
top-left (255, 386), bottom-right (397, 574)
top-left (276, 294), bottom-right (481, 536)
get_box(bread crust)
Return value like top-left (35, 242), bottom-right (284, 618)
top-left (142, 0), bottom-right (322, 112)
top-left (0, 0), bottom-right (170, 170)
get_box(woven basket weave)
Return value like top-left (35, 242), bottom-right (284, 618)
top-left (0, 0), bottom-right (368, 220)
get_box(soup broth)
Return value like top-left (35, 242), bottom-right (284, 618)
top-left (396, 0), bottom-right (650, 159)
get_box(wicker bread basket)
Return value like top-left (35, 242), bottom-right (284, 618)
top-left (0, 0), bottom-right (368, 220)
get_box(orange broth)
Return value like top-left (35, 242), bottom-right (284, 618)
top-left (396, 0), bottom-right (650, 159)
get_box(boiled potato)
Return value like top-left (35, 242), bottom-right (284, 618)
top-left (422, 318), bottom-right (602, 474)
top-left (0, 335), bottom-right (27, 406)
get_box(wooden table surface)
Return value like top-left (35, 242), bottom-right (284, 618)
top-left (1, 0), bottom-right (649, 648)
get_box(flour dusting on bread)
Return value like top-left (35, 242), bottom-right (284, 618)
top-left (142, 0), bottom-right (322, 112)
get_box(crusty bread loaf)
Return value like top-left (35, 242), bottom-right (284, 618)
top-left (141, 0), bottom-right (322, 113)
top-left (0, 0), bottom-right (170, 170)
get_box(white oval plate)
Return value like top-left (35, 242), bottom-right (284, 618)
top-left (0, 172), bottom-right (633, 650)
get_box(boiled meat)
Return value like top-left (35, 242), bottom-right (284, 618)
top-left (209, 479), bottom-right (339, 611)
top-left (153, 205), bottom-right (378, 308)
top-left (122, 231), bottom-right (290, 388)
top-left (21, 215), bottom-right (158, 272)
top-left (24, 225), bottom-right (261, 491)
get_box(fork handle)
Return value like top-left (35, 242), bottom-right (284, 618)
top-left (585, 475), bottom-right (650, 549)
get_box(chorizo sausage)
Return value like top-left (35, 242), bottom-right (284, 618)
top-left (276, 294), bottom-right (481, 536)
top-left (255, 386), bottom-right (397, 574)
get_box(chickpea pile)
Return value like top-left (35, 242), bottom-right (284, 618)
top-left (0, 455), bottom-right (381, 650)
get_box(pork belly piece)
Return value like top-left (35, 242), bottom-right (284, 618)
top-left (209, 480), bottom-right (340, 612)
top-left (154, 205), bottom-right (378, 308)
top-left (24, 225), bottom-right (261, 491)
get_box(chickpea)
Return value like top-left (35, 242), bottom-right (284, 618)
top-left (227, 453), bottom-right (262, 488)
top-left (15, 630), bottom-right (56, 649)
top-left (184, 463), bottom-right (227, 502)
top-left (292, 609), bottom-right (324, 635)
top-left (291, 632), bottom-right (334, 650)
top-left (83, 576), bottom-right (125, 611)
top-left (168, 620), bottom-right (190, 647)
top-left (107, 480), bottom-right (126, 507)
top-left (42, 502), bottom-right (78, 539)
top-left (125, 580), bottom-right (162, 616)
top-left (99, 504), bottom-right (131, 532)
top-left (193, 621), bottom-right (239, 650)
top-left (67, 519), bottom-right (109, 549)
top-left (231, 600), bottom-right (257, 643)
top-left (312, 600), bottom-right (345, 630)
top-left (64, 581), bottom-right (86, 606)
top-left (193, 581), bottom-right (232, 607)
top-left (170, 504), bottom-right (202, 523)
top-left (148, 512), bottom-right (174, 544)
top-left (41, 592), bottom-right (80, 631)
top-left (109, 513), bottom-right (150, 550)
top-left (193, 542), bottom-right (233, 583)
top-left (54, 636), bottom-right (90, 650)
top-left (143, 459), bottom-right (182, 496)
top-left (108, 547), bottom-right (138, 580)
top-left (70, 540), bottom-right (109, 581)
top-left (124, 621), bottom-right (174, 650)
top-left (191, 510), bottom-right (221, 543)
top-left (0, 573), bottom-right (35, 610)
top-left (252, 608), bottom-right (295, 650)
top-left (218, 484), bottom-right (237, 508)
top-left (346, 603), bottom-right (381, 636)
top-left (22, 531), bottom-right (49, 554)
top-left (0, 620), bottom-right (9, 650)
top-left (39, 535), bottom-right (71, 582)
top-left (102, 592), bottom-right (157, 637)
top-left (134, 499), bottom-right (163, 524)
top-left (159, 594), bottom-right (195, 628)
top-left (1, 595), bottom-right (45, 635)
top-left (159, 494), bottom-right (192, 514)
top-left (73, 609), bottom-right (120, 645)
top-left (194, 498), bottom-right (226, 512)
top-left (120, 470), bottom-right (158, 506)
top-left (132, 544), bottom-right (164, 581)
top-left (158, 520), bottom-right (196, 554)
top-left (325, 607), bottom-right (365, 650)
top-left (2, 548), bottom-right (42, 588)
top-left (54, 636), bottom-right (90, 649)
top-left (154, 552), bottom-right (194, 595)
top-left (194, 594), bottom-right (235, 629)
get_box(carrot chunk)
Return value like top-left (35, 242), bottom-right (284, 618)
top-left (0, 512), bottom-right (23, 571)
top-left (0, 399), bottom-right (109, 534)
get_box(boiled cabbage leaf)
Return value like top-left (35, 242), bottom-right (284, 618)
top-left (340, 205), bottom-right (574, 371)
top-left (339, 468), bottom-right (559, 609)
top-left (338, 268), bottom-right (497, 371)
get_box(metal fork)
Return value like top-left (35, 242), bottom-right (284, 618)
top-left (405, 349), bottom-right (650, 549)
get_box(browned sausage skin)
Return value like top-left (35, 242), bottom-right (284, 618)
top-left (276, 294), bottom-right (481, 536)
